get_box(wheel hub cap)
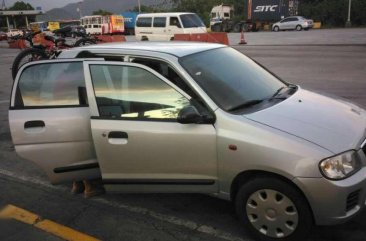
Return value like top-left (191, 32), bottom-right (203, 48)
top-left (246, 189), bottom-right (299, 238)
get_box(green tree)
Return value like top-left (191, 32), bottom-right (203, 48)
top-left (3, 1), bottom-right (36, 29)
top-left (92, 9), bottom-right (114, 16)
top-left (299, 0), bottom-right (366, 27)
top-left (8, 1), bottom-right (34, 10)
top-left (132, 5), bottom-right (163, 13)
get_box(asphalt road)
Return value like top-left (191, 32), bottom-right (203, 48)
top-left (0, 43), bottom-right (366, 241)
top-left (124, 28), bottom-right (366, 46)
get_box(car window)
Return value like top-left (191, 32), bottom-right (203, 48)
top-left (136, 17), bottom-right (152, 27)
top-left (16, 62), bottom-right (86, 108)
top-left (153, 17), bottom-right (166, 28)
top-left (130, 57), bottom-right (197, 99)
top-left (179, 14), bottom-right (205, 28)
top-left (180, 47), bottom-right (285, 112)
top-left (90, 64), bottom-right (190, 120)
top-left (169, 17), bottom-right (181, 28)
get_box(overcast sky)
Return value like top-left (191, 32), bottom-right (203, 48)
top-left (4, 0), bottom-right (80, 11)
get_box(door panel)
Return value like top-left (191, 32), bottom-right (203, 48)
top-left (85, 61), bottom-right (218, 193)
top-left (9, 60), bottom-right (101, 184)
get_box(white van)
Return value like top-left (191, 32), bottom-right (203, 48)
top-left (135, 12), bottom-right (207, 41)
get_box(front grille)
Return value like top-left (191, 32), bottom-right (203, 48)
top-left (346, 190), bottom-right (361, 212)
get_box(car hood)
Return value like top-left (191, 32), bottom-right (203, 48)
top-left (245, 88), bottom-right (366, 153)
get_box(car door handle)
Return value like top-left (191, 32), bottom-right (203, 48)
top-left (24, 120), bottom-right (45, 133)
top-left (108, 131), bottom-right (128, 145)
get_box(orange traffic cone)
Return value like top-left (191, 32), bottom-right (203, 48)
top-left (239, 30), bottom-right (247, 45)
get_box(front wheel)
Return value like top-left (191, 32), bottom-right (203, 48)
top-left (235, 177), bottom-right (312, 241)
top-left (273, 26), bottom-right (280, 32)
top-left (12, 48), bottom-right (48, 80)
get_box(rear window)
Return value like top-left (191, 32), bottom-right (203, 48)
top-left (180, 14), bottom-right (205, 28)
top-left (15, 62), bottom-right (86, 108)
top-left (153, 17), bottom-right (166, 27)
top-left (136, 17), bottom-right (152, 27)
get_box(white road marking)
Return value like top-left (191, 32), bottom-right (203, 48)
top-left (0, 100), bottom-right (9, 104)
top-left (0, 169), bottom-right (247, 241)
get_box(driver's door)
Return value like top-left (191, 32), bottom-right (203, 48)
top-left (84, 61), bottom-right (218, 193)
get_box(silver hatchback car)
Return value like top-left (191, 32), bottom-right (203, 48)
top-left (272, 16), bottom-right (314, 31)
top-left (9, 42), bottom-right (366, 241)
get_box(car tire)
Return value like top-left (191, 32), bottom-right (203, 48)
top-left (235, 177), bottom-right (313, 241)
top-left (141, 36), bottom-right (149, 41)
top-left (273, 26), bottom-right (280, 32)
top-left (74, 39), bottom-right (96, 47)
top-left (11, 48), bottom-right (48, 81)
top-left (233, 23), bottom-right (241, 33)
top-left (296, 25), bottom-right (302, 31)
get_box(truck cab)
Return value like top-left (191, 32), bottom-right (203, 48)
top-left (210, 4), bottom-right (233, 32)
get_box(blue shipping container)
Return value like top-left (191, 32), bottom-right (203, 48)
top-left (121, 12), bottom-right (138, 29)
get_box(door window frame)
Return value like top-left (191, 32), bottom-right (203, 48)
top-left (11, 59), bottom-right (103, 110)
top-left (83, 61), bottom-right (192, 121)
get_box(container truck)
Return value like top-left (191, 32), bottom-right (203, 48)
top-left (121, 12), bottom-right (138, 35)
top-left (210, 0), bottom-right (299, 32)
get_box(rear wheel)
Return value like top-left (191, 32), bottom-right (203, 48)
top-left (296, 25), bottom-right (302, 31)
top-left (74, 38), bottom-right (96, 47)
top-left (12, 48), bottom-right (48, 80)
top-left (235, 177), bottom-right (312, 241)
top-left (233, 23), bottom-right (242, 33)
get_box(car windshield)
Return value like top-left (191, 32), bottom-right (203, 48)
top-left (180, 14), bottom-right (205, 28)
top-left (179, 47), bottom-right (287, 112)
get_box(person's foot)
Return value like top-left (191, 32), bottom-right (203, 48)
top-left (71, 181), bottom-right (84, 194)
top-left (83, 179), bottom-right (105, 198)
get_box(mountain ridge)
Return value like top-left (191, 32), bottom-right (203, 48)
top-left (37, 0), bottom-right (164, 21)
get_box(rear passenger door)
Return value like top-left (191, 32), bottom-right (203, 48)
top-left (287, 17), bottom-right (298, 29)
top-left (153, 17), bottom-right (168, 41)
top-left (9, 60), bottom-right (101, 184)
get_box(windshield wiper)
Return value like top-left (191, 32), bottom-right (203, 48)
top-left (270, 85), bottom-right (297, 100)
top-left (228, 99), bottom-right (264, 112)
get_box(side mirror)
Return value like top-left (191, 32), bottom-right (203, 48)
top-left (177, 106), bottom-right (202, 124)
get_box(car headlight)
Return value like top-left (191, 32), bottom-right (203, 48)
top-left (319, 151), bottom-right (362, 180)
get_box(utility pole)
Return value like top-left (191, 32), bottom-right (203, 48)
top-left (346, 0), bottom-right (352, 27)
top-left (1, 0), bottom-right (6, 10)
top-left (137, 0), bottom-right (141, 13)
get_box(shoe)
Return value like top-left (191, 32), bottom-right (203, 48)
top-left (84, 188), bottom-right (106, 199)
top-left (83, 179), bottom-right (105, 198)
top-left (71, 181), bottom-right (84, 194)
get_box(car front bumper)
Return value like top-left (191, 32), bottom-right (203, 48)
top-left (294, 166), bottom-right (366, 225)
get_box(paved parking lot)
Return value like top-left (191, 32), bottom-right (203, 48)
top-left (0, 28), bottom-right (366, 241)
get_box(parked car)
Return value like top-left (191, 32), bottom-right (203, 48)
top-left (272, 16), bottom-right (314, 31)
top-left (6, 29), bottom-right (23, 37)
top-left (0, 31), bottom-right (7, 41)
top-left (9, 42), bottom-right (366, 241)
top-left (135, 12), bottom-right (207, 41)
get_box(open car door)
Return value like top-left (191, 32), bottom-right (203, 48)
top-left (9, 59), bottom-right (101, 184)
top-left (84, 61), bottom-right (219, 193)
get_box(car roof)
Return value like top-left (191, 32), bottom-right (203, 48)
top-left (137, 12), bottom-right (195, 17)
top-left (75, 41), bottom-right (226, 58)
